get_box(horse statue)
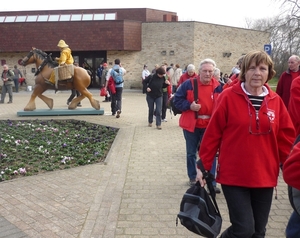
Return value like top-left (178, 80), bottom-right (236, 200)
top-left (21, 47), bottom-right (100, 111)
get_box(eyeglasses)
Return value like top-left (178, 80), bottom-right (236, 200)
top-left (249, 112), bottom-right (272, 135)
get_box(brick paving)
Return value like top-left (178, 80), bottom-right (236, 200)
top-left (0, 88), bottom-right (293, 237)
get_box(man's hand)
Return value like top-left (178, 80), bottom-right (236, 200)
top-left (190, 101), bottom-right (201, 111)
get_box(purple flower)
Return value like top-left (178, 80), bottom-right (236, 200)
top-left (18, 168), bottom-right (26, 175)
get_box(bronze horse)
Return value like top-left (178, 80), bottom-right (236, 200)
top-left (21, 48), bottom-right (100, 111)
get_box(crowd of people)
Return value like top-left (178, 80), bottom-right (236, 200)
top-left (2, 48), bottom-right (300, 237)
top-left (141, 51), bottom-right (300, 238)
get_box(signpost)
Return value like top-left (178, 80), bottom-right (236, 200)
top-left (264, 44), bottom-right (272, 55)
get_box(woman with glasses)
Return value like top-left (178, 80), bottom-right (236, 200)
top-left (196, 50), bottom-right (295, 238)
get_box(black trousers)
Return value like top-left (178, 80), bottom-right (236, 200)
top-left (220, 185), bottom-right (273, 238)
top-left (67, 89), bottom-right (80, 102)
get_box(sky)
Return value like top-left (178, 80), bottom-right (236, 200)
top-left (0, 0), bottom-right (283, 28)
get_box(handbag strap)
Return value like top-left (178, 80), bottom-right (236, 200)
top-left (197, 160), bottom-right (221, 216)
top-left (192, 78), bottom-right (198, 119)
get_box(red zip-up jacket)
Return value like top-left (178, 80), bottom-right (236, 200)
top-left (288, 75), bottom-right (300, 135)
top-left (283, 141), bottom-right (300, 190)
top-left (174, 77), bottom-right (222, 132)
top-left (199, 81), bottom-right (295, 188)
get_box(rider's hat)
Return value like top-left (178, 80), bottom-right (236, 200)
top-left (57, 40), bottom-right (69, 48)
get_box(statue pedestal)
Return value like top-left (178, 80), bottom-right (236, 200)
top-left (17, 108), bottom-right (105, 117)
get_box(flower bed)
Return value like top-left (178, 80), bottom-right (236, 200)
top-left (0, 119), bottom-right (118, 181)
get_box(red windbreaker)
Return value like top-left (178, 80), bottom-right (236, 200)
top-left (288, 75), bottom-right (300, 135)
top-left (199, 82), bottom-right (295, 188)
top-left (283, 142), bottom-right (300, 190)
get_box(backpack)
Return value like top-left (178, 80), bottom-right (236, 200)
top-left (111, 66), bottom-right (124, 85)
top-left (176, 161), bottom-right (222, 238)
top-left (170, 78), bottom-right (198, 116)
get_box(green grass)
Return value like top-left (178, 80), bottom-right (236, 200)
top-left (0, 119), bottom-right (118, 181)
top-left (268, 77), bottom-right (278, 91)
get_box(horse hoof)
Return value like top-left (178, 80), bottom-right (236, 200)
top-left (92, 99), bottom-right (100, 110)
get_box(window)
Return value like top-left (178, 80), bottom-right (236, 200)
top-left (59, 15), bottom-right (71, 21)
top-left (71, 14), bottom-right (82, 21)
top-left (27, 15), bottom-right (38, 22)
top-left (82, 14), bottom-right (93, 21)
top-left (94, 14), bottom-right (104, 20)
top-left (48, 15), bottom-right (60, 21)
top-left (16, 16), bottom-right (27, 22)
top-left (4, 16), bottom-right (16, 22)
top-left (37, 15), bottom-right (49, 22)
top-left (105, 13), bottom-right (116, 20)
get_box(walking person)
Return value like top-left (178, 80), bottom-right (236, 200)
top-left (12, 65), bottom-right (23, 93)
top-left (1, 64), bottom-right (14, 104)
top-left (276, 55), bottom-right (300, 109)
top-left (144, 66), bottom-right (170, 129)
top-left (110, 59), bottom-right (126, 118)
top-left (174, 59), bottom-right (222, 186)
top-left (196, 50), bottom-right (295, 238)
top-left (101, 63), bottom-right (110, 102)
top-left (171, 64), bottom-right (182, 93)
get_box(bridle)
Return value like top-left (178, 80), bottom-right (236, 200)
top-left (21, 49), bottom-right (58, 77)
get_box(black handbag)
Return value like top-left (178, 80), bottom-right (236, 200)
top-left (176, 161), bottom-right (222, 238)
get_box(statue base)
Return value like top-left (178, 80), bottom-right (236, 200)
top-left (17, 108), bottom-right (105, 117)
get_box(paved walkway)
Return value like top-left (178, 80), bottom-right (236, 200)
top-left (0, 88), bottom-right (293, 238)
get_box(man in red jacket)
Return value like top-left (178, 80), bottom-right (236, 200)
top-left (174, 59), bottom-right (222, 188)
top-left (276, 55), bottom-right (300, 109)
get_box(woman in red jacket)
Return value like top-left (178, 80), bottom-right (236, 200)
top-left (196, 50), bottom-right (295, 238)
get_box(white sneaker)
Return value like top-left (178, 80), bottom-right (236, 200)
top-left (162, 119), bottom-right (167, 122)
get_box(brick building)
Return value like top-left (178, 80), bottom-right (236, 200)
top-left (0, 8), bottom-right (269, 89)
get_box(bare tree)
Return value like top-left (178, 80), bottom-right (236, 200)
top-left (248, 0), bottom-right (300, 76)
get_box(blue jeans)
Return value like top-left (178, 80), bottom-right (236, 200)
top-left (220, 185), bottom-right (273, 238)
top-left (13, 78), bottom-right (19, 92)
top-left (286, 211), bottom-right (300, 238)
top-left (162, 92), bottom-right (168, 120)
top-left (146, 95), bottom-right (162, 126)
top-left (183, 128), bottom-right (205, 180)
top-left (210, 157), bottom-right (217, 187)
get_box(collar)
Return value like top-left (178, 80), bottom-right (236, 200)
top-left (241, 82), bottom-right (269, 96)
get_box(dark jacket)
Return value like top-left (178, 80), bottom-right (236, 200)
top-left (144, 73), bottom-right (168, 99)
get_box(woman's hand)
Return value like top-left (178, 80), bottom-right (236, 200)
top-left (147, 87), bottom-right (151, 92)
top-left (196, 167), bottom-right (206, 187)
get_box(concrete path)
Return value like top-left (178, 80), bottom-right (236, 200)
top-left (0, 88), bottom-right (293, 237)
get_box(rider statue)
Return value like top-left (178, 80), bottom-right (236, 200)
top-left (46, 39), bottom-right (74, 86)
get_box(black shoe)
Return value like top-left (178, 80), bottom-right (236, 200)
top-left (207, 186), bottom-right (221, 194)
top-left (214, 187), bottom-right (221, 194)
top-left (77, 103), bottom-right (82, 107)
top-left (67, 100), bottom-right (70, 105)
top-left (116, 110), bottom-right (121, 118)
